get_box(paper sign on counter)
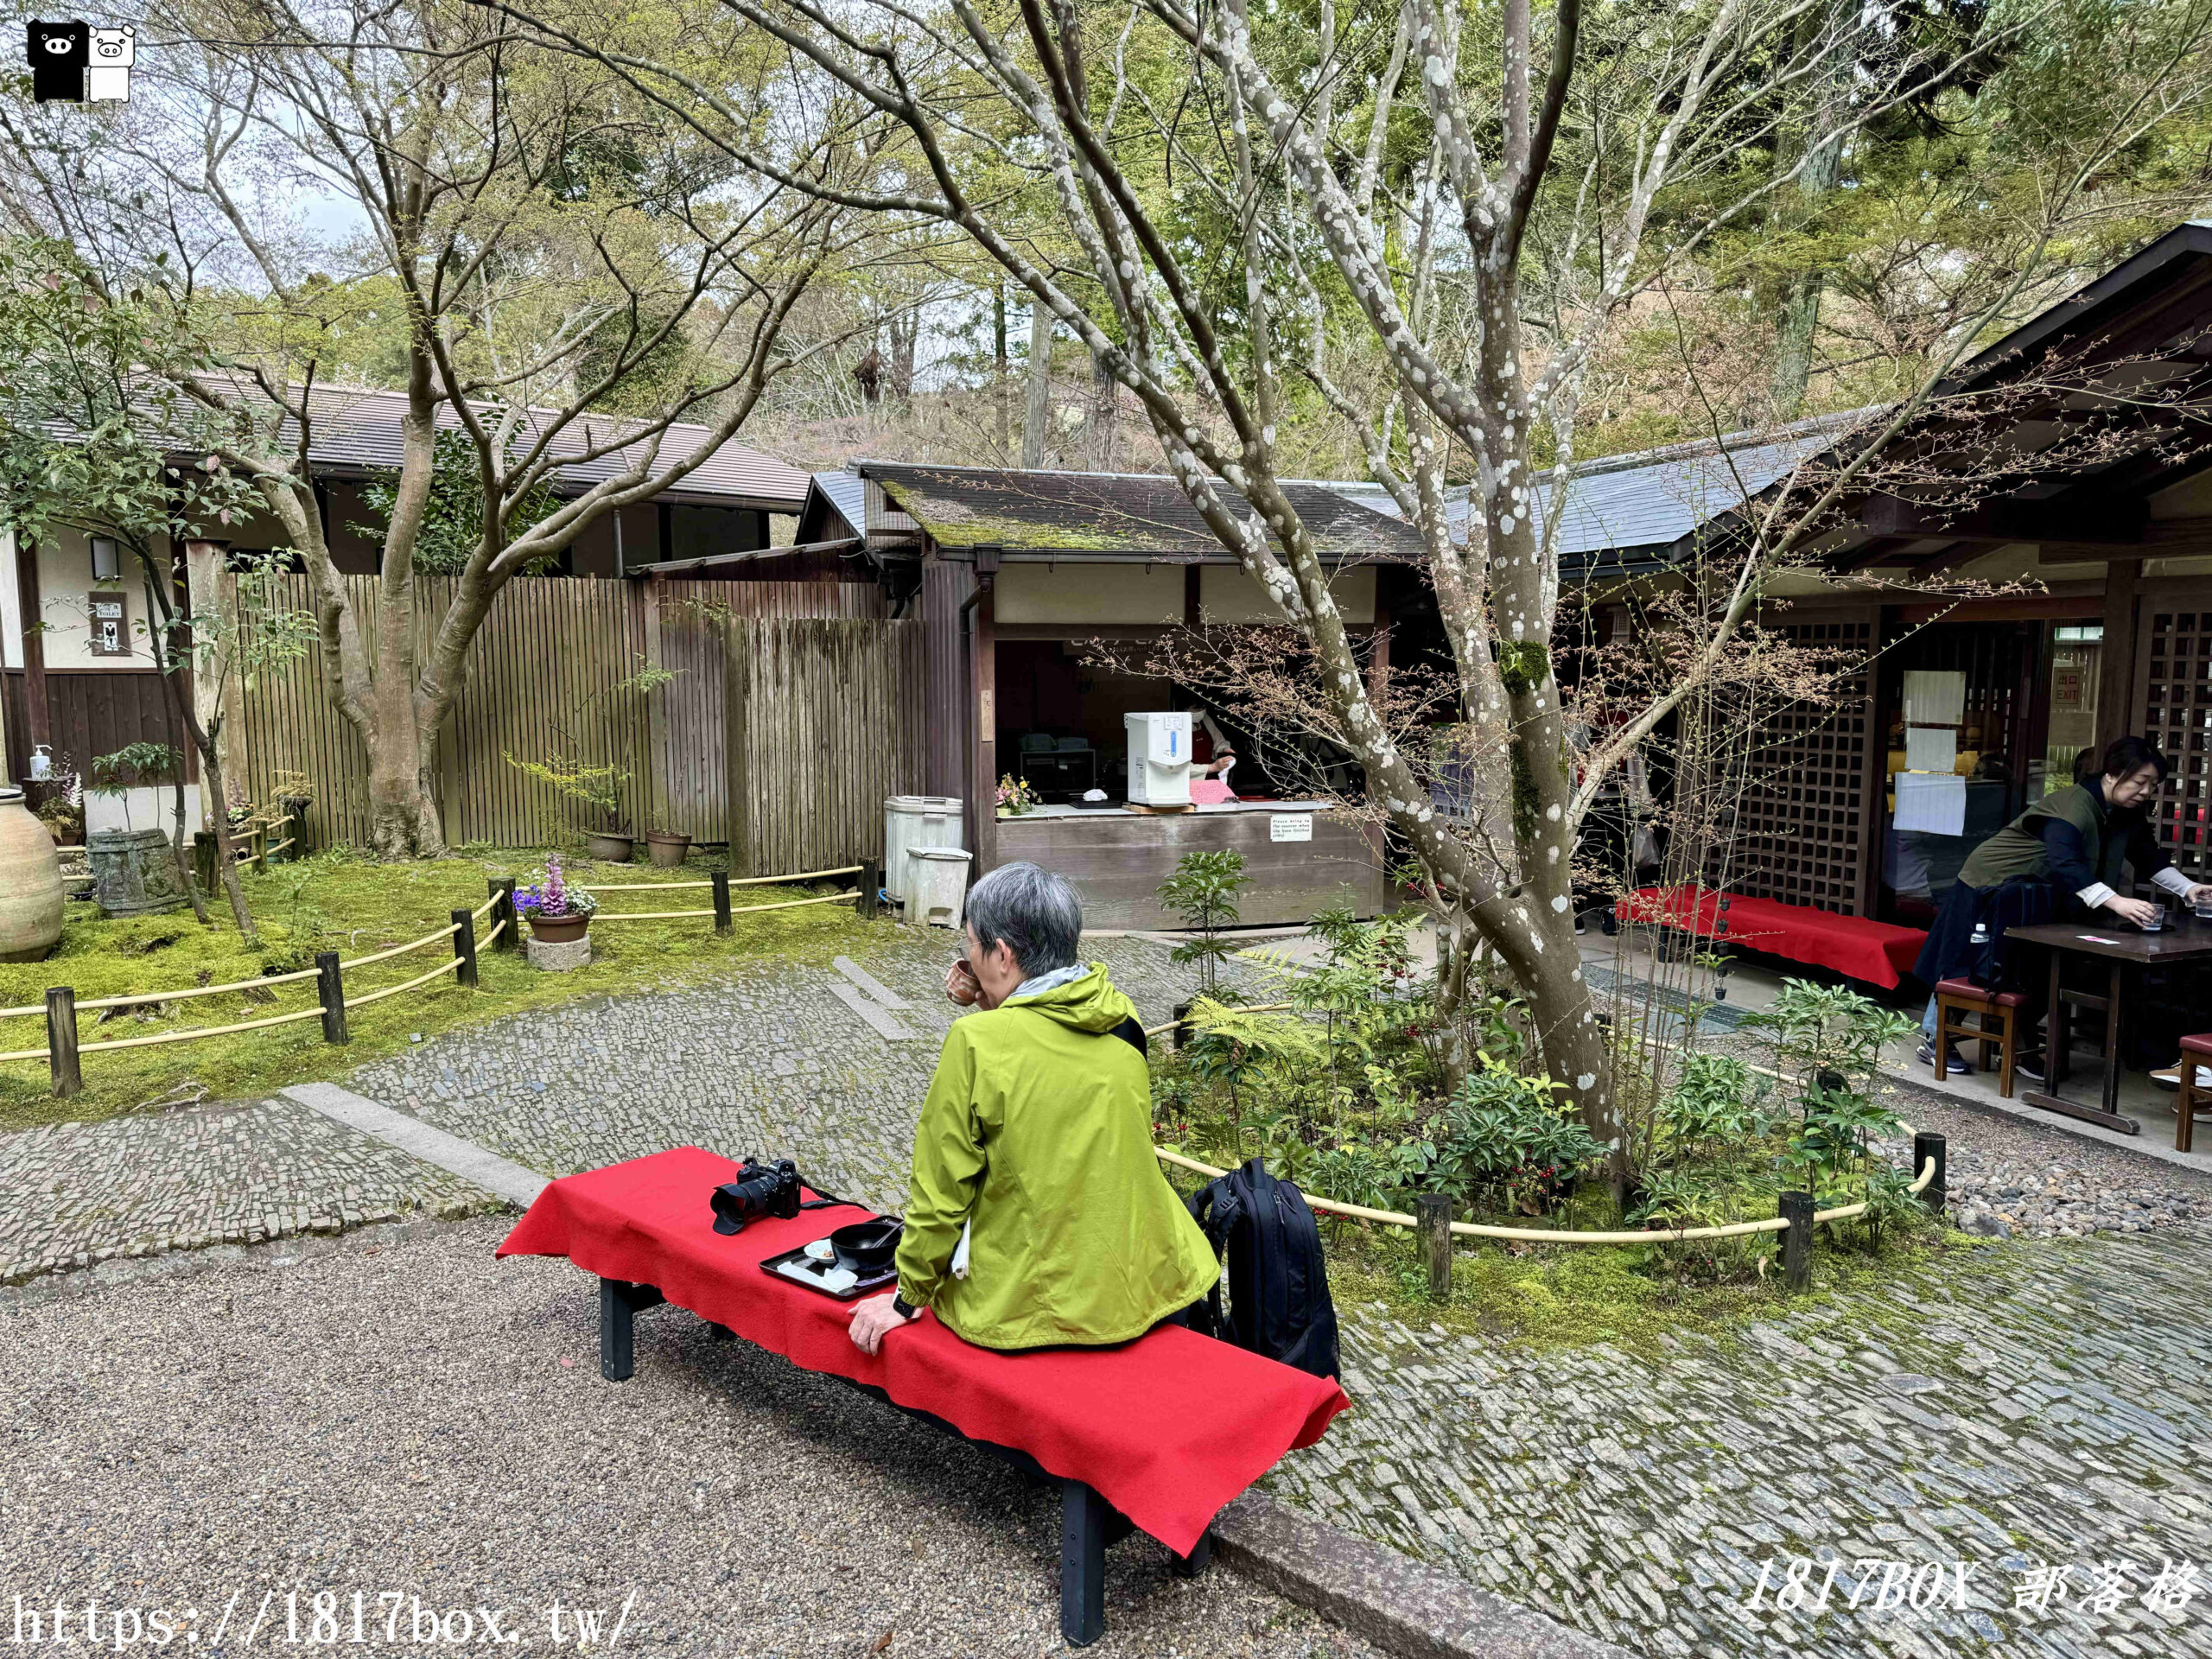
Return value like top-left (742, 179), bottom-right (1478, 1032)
top-left (1269, 813), bottom-right (1313, 842)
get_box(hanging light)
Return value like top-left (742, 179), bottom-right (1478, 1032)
top-left (89, 536), bottom-right (121, 582)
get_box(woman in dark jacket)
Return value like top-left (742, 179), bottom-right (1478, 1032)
top-left (1915, 736), bottom-right (2210, 1073)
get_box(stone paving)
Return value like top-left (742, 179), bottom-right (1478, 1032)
top-left (0, 930), bottom-right (1243, 1285)
top-left (1281, 1236), bottom-right (2212, 1658)
top-left (8, 927), bottom-right (2212, 1658)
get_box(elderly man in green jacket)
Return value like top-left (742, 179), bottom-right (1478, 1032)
top-left (848, 861), bottom-right (1219, 1355)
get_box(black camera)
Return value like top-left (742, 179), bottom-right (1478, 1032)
top-left (710, 1157), bottom-right (803, 1236)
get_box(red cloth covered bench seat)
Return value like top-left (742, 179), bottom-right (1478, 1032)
top-left (498, 1147), bottom-right (1347, 1646)
top-left (1615, 886), bottom-right (1928, 989)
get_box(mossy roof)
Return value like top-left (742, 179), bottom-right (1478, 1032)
top-left (858, 463), bottom-right (1424, 562)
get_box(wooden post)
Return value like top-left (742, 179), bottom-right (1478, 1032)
top-left (193, 830), bottom-right (216, 897)
top-left (316, 951), bottom-right (348, 1046)
top-left (450, 908), bottom-right (479, 988)
top-left (2095, 559), bottom-right (2141, 752)
top-left (1913, 1130), bottom-right (1948, 1218)
top-left (251, 823), bottom-right (268, 873)
top-left (1779, 1190), bottom-right (1814, 1291)
top-left (1417, 1193), bottom-right (1453, 1302)
top-left (489, 878), bottom-right (518, 950)
top-left (16, 534), bottom-right (51, 761)
top-left (723, 617), bottom-right (756, 877)
top-left (859, 858), bottom-right (880, 920)
top-left (44, 988), bottom-right (79, 1098)
top-left (643, 575), bottom-right (670, 840)
top-left (711, 870), bottom-right (733, 935)
top-left (1171, 996), bottom-right (1194, 1051)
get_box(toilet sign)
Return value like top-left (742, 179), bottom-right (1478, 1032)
top-left (86, 594), bottom-right (129, 657)
top-left (1268, 812), bottom-right (1313, 842)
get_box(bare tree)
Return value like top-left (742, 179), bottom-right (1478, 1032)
top-left (489, 0), bottom-right (2212, 1160)
top-left (0, 0), bottom-right (855, 857)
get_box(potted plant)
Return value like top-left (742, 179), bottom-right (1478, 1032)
top-left (644, 828), bottom-right (691, 868)
top-left (86, 743), bottom-right (192, 918)
top-left (272, 768), bottom-right (315, 853)
top-left (514, 855), bottom-right (597, 943)
top-left (502, 659), bottom-right (674, 863)
top-left (995, 774), bottom-right (1038, 818)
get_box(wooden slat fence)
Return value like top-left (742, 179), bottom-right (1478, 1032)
top-left (724, 617), bottom-right (927, 874)
top-left (230, 575), bottom-right (905, 853)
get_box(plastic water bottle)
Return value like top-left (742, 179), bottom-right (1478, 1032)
top-left (1970, 920), bottom-right (1988, 947)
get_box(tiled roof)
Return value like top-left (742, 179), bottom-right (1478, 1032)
top-left (194, 379), bottom-right (810, 509)
top-left (855, 463), bottom-right (1426, 562)
top-left (1320, 412), bottom-right (1867, 576)
top-left (810, 470), bottom-right (868, 535)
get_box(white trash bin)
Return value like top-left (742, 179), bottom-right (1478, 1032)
top-left (906, 847), bottom-right (974, 930)
top-left (883, 796), bottom-right (964, 906)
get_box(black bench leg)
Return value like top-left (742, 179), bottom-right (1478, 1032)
top-left (597, 1279), bottom-right (665, 1382)
top-left (600, 1278), bottom-right (635, 1382)
top-left (1170, 1530), bottom-right (1213, 1580)
top-left (1060, 1479), bottom-right (1108, 1647)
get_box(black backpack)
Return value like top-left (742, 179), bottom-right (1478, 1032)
top-left (1185, 1158), bottom-right (1341, 1381)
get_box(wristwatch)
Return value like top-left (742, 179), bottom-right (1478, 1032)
top-left (890, 1294), bottom-right (922, 1322)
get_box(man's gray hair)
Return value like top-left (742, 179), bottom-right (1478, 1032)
top-left (963, 861), bottom-right (1083, 975)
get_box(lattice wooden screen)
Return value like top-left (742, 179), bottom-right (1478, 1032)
top-left (1707, 617), bottom-right (1877, 915)
top-left (2139, 601), bottom-right (2212, 875)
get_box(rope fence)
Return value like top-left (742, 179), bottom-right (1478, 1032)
top-left (1146, 1002), bottom-right (1948, 1289)
top-left (1, 856), bottom-right (872, 1099)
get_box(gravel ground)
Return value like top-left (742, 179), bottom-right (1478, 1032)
top-left (1874, 1073), bottom-right (2212, 1238)
top-left (0, 1214), bottom-right (1378, 1659)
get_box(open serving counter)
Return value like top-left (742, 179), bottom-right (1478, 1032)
top-left (994, 800), bottom-right (1386, 930)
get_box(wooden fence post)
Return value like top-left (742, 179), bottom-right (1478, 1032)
top-left (316, 951), bottom-right (348, 1045)
top-left (193, 831), bottom-right (217, 897)
top-left (489, 878), bottom-right (518, 950)
top-left (859, 858), bottom-right (880, 920)
top-left (251, 823), bottom-right (268, 874)
top-left (1779, 1191), bottom-right (1814, 1291)
top-left (451, 908), bottom-right (479, 988)
top-left (1913, 1131), bottom-right (1948, 1217)
top-left (1172, 997), bottom-right (1194, 1051)
top-left (712, 870), bottom-right (733, 935)
top-left (1417, 1193), bottom-right (1453, 1302)
top-left (45, 988), bottom-right (79, 1098)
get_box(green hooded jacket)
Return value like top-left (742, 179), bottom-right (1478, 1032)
top-left (892, 963), bottom-right (1221, 1351)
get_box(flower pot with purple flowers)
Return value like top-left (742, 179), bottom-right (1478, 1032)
top-left (514, 856), bottom-right (597, 943)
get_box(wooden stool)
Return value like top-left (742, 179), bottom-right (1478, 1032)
top-left (1934, 976), bottom-right (2026, 1098)
top-left (2177, 1034), bottom-right (2212, 1153)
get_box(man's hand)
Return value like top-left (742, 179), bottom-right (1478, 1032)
top-left (2104, 895), bottom-right (2160, 927)
top-left (848, 1293), bottom-right (911, 1356)
top-left (2190, 882), bottom-right (2212, 909)
top-left (945, 958), bottom-right (982, 1007)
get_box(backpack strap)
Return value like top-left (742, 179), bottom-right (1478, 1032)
top-left (1007, 1001), bottom-right (1149, 1058)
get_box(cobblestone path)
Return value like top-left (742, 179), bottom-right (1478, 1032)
top-left (0, 931), bottom-right (1239, 1283)
top-left (8, 929), bottom-right (2210, 1658)
top-left (1281, 1235), bottom-right (2212, 1659)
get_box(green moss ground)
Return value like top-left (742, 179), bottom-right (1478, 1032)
top-left (1319, 1220), bottom-right (1971, 1357)
top-left (0, 849), bottom-right (873, 1133)
top-left (1159, 1160), bottom-right (1967, 1355)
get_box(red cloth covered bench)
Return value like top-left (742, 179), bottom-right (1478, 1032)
top-left (497, 1147), bottom-right (1347, 1647)
top-left (1614, 886), bottom-right (1928, 989)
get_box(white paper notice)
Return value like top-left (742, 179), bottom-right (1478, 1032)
top-left (1269, 813), bottom-right (1314, 842)
top-left (1904, 726), bottom-right (1957, 773)
top-left (1894, 772), bottom-right (1967, 836)
top-left (1903, 671), bottom-right (1967, 728)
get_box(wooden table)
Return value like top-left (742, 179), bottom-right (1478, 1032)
top-left (2004, 915), bottom-right (2212, 1135)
